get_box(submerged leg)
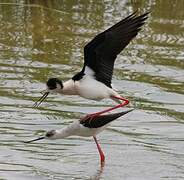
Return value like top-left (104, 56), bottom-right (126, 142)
top-left (83, 96), bottom-right (129, 120)
top-left (93, 136), bottom-right (105, 164)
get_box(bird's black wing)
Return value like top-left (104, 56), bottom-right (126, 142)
top-left (82, 12), bottom-right (149, 87)
top-left (80, 109), bottom-right (133, 128)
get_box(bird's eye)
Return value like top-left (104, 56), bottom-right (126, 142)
top-left (46, 130), bottom-right (55, 137)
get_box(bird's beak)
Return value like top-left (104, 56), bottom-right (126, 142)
top-left (24, 136), bottom-right (45, 143)
top-left (33, 91), bottom-right (49, 107)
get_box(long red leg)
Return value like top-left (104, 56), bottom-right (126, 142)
top-left (93, 136), bottom-right (105, 164)
top-left (83, 96), bottom-right (129, 120)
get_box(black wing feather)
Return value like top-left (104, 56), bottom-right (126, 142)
top-left (83, 12), bottom-right (149, 87)
top-left (80, 109), bottom-right (133, 128)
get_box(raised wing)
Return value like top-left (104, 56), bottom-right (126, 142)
top-left (83, 12), bottom-right (149, 87)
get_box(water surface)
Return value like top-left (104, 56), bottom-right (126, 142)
top-left (0, 0), bottom-right (184, 179)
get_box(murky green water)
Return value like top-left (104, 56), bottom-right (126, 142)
top-left (0, 0), bottom-right (184, 179)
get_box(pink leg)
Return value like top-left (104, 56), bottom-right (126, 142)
top-left (93, 136), bottom-right (105, 164)
top-left (83, 96), bottom-right (129, 120)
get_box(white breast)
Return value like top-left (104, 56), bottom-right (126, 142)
top-left (74, 75), bottom-right (115, 100)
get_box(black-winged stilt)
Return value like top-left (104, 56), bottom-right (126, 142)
top-left (34, 12), bottom-right (149, 118)
top-left (25, 109), bottom-right (133, 164)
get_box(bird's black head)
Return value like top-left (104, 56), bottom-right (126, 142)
top-left (47, 78), bottom-right (63, 90)
top-left (45, 130), bottom-right (56, 139)
top-left (33, 78), bottom-right (63, 108)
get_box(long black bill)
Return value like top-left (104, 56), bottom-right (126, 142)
top-left (24, 136), bottom-right (45, 143)
top-left (33, 92), bottom-right (49, 107)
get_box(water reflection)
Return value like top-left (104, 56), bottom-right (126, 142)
top-left (89, 162), bottom-right (105, 180)
top-left (0, 0), bottom-right (184, 179)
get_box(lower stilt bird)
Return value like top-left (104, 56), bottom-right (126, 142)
top-left (25, 109), bottom-right (133, 164)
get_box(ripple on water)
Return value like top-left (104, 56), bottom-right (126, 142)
top-left (0, 1), bottom-right (184, 180)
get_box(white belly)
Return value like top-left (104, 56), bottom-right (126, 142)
top-left (74, 76), bottom-right (114, 100)
top-left (75, 123), bottom-right (108, 137)
top-left (55, 121), bottom-right (107, 138)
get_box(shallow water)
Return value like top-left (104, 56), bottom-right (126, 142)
top-left (0, 0), bottom-right (184, 179)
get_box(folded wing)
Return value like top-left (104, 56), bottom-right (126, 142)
top-left (80, 109), bottom-right (133, 128)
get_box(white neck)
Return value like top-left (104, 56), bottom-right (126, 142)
top-left (52, 121), bottom-right (79, 139)
top-left (61, 79), bottom-right (77, 95)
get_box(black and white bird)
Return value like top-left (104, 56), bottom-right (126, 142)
top-left (25, 109), bottom-right (133, 164)
top-left (34, 12), bottom-right (149, 118)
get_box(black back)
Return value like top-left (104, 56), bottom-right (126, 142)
top-left (72, 67), bottom-right (85, 81)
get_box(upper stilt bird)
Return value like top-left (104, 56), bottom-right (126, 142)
top-left (34, 12), bottom-right (149, 118)
top-left (25, 109), bottom-right (133, 164)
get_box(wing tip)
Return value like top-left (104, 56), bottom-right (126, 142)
top-left (114, 108), bottom-right (134, 118)
top-left (128, 10), bottom-right (150, 23)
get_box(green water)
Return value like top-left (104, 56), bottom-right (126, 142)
top-left (0, 0), bottom-right (183, 179)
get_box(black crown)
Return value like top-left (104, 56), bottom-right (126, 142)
top-left (47, 78), bottom-right (63, 90)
